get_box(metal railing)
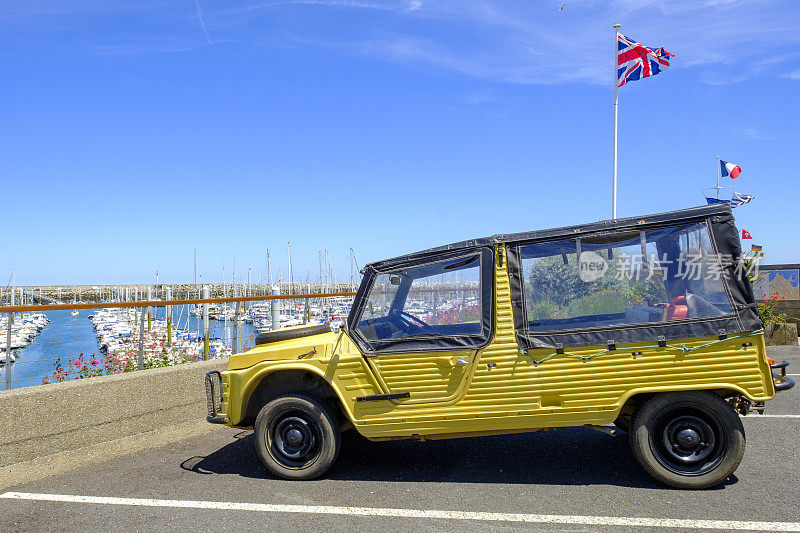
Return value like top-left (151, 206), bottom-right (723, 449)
top-left (1, 288), bottom-right (356, 391)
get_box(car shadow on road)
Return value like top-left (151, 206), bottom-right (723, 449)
top-left (180, 426), bottom-right (736, 490)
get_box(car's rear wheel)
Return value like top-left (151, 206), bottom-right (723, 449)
top-left (253, 394), bottom-right (341, 480)
top-left (629, 391), bottom-right (745, 489)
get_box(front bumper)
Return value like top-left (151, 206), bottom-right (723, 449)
top-left (205, 370), bottom-right (229, 424)
top-left (771, 360), bottom-right (795, 392)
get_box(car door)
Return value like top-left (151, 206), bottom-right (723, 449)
top-left (350, 249), bottom-right (494, 405)
top-left (366, 349), bottom-right (477, 405)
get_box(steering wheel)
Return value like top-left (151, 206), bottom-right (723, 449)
top-left (390, 309), bottom-right (443, 336)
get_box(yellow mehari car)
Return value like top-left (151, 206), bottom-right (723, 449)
top-left (206, 204), bottom-right (792, 489)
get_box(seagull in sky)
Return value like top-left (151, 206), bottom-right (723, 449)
top-left (558, 3), bottom-right (566, 11)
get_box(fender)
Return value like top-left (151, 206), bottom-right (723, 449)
top-left (610, 381), bottom-right (772, 421)
top-left (236, 360), bottom-right (359, 427)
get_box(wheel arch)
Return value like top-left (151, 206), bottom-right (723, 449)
top-left (615, 384), bottom-right (754, 421)
top-left (241, 365), bottom-right (354, 428)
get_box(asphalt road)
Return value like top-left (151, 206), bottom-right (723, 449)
top-left (2, 348), bottom-right (799, 532)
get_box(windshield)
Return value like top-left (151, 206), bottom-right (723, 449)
top-left (357, 253), bottom-right (483, 342)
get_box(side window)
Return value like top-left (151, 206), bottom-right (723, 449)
top-left (519, 222), bottom-right (733, 333)
top-left (357, 252), bottom-right (485, 344)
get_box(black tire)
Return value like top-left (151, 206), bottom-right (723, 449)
top-left (629, 391), bottom-right (745, 490)
top-left (253, 394), bottom-right (341, 480)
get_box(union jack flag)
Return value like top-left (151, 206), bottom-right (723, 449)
top-left (617, 33), bottom-right (674, 87)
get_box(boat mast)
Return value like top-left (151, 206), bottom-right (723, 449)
top-left (287, 242), bottom-right (293, 295)
top-left (267, 249), bottom-right (272, 287)
top-left (233, 259), bottom-right (238, 326)
top-left (318, 251), bottom-right (323, 292)
top-left (349, 247), bottom-right (354, 290)
top-left (324, 249), bottom-right (329, 291)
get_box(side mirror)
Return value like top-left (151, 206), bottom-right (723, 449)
top-left (389, 275), bottom-right (401, 285)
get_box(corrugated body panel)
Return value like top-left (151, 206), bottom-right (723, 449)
top-left (367, 352), bottom-right (472, 401)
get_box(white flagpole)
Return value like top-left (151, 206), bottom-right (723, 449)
top-left (715, 155), bottom-right (721, 199)
top-left (612, 24), bottom-right (621, 220)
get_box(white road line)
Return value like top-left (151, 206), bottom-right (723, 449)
top-left (2, 492), bottom-right (799, 531)
top-left (743, 414), bottom-right (800, 419)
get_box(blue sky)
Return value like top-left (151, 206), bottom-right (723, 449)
top-left (1, 0), bottom-right (799, 286)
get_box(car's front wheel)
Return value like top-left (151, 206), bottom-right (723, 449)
top-left (253, 394), bottom-right (341, 480)
top-left (629, 391), bottom-right (745, 489)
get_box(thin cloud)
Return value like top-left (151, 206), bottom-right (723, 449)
top-left (193, 0), bottom-right (212, 44)
top-left (252, 0), bottom-right (403, 9)
top-left (733, 127), bottom-right (776, 141)
top-left (463, 92), bottom-right (494, 105)
top-left (360, 32), bottom-right (606, 85)
top-left (699, 53), bottom-right (797, 85)
top-left (94, 41), bottom-right (197, 56)
top-left (245, 0), bottom-right (800, 85)
top-left (2, 0), bottom-right (798, 85)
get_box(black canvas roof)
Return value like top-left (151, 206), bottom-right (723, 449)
top-left (366, 204), bottom-right (732, 272)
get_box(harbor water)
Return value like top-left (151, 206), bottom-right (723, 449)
top-left (0, 305), bottom-right (262, 390)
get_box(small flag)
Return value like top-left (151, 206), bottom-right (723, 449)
top-left (720, 160), bottom-right (742, 179)
top-left (730, 192), bottom-right (754, 207)
top-left (751, 244), bottom-right (763, 252)
top-left (617, 34), bottom-right (675, 87)
top-left (705, 197), bottom-right (729, 205)
top-left (742, 229), bottom-right (753, 239)
top-left (704, 192), bottom-right (754, 207)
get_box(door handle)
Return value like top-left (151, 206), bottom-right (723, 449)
top-left (455, 356), bottom-right (469, 367)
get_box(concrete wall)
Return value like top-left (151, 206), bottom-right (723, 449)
top-left (0, 359), bottom-right (225, 467)
top-left (772, 301), bottom-right (800, 327)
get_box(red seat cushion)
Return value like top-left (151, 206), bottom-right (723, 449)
top-left (666, 295), bottom-right (688, 320)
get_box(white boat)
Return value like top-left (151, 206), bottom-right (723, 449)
top-left (0, 350), bottom-right (16, 365)
top-left (0, 312), bottom-right (50, 359)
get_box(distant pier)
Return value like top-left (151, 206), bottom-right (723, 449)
top-left (7, 283), bottom-right (358, 306)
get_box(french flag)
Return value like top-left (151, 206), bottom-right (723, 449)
top-left (720, 159), bottom-right (742, 179)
